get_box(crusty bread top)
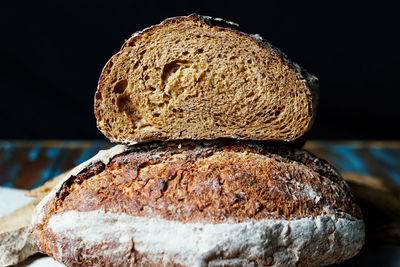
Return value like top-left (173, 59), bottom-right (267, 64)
top-left (31, 141), bottom-right (363, 266)
top-left (33, 140), bottom-right (360, 230)
top-left (95, 14), bottom-right (319, 144)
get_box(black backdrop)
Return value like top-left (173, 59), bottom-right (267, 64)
top-left (1, 1), bottom-right (399, 140)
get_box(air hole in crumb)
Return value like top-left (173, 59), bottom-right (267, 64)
top-left (153, 113), bottom-right (160, 117)
top-left (197, 48), bottom-right (203, 54)
top-left (105, 119), bottom-right (111, 128)
top-left (275, 110), bottom-right (281, 116)
top-left (247, 91), bottom-right (255, 97)
top-left (221, 74), bottom-right (225, 79)
top-left (247, 59), bottom-right (252, 64)
top-left (149, 87), bottom-right (156, 91)
top-left (95, 92), bottom-right (102, 100)
top-left (182, 51), bottom-right (189, 56)
top-left (143, 65), bottom-right (148, 70)
top-left (161, 60), bottom-right (189, 84)
top-left (144, 75), bottom-right (149, 80)
top-left (113, 80), bottom-right (128, 94)
top-left (116, 95), bottom-right (137, 116)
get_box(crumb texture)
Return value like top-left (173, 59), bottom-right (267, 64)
top-left (95, 14), bottom-right (318, 144)
top-left (0, 201), bottom-right (37, 266)
top-left (0, 227), bottom-right (36, 266)
top-left (32, 141), bottom-right (364, 266)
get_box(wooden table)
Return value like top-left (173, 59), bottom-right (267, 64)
top-left (1, 140), bottom-right (399, 266)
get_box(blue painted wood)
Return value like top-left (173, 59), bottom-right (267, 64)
top-left (0, 142), bottom-right (20, 187)
top-left (32, 147), bottom-right (65, 188)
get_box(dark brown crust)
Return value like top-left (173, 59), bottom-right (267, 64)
top-left (42, 140), bottom-right (360, 227)
top-left (32, 140), bottom-right (363, 266)
top-left (94, 14), bottom-right (318, 144)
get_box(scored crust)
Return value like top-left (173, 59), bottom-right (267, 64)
top-left (31, 140), bottom-right (364, 266)
top-left (95, 14), bottom-right (319, 144)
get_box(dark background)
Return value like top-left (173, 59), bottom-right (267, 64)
top-left (1, 1), bottom-right (399, 140)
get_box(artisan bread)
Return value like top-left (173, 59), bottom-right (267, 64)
top-left (0, 202), bottom-right (36, 266)
top-left (95, 14), bottom-right (319, 144)
top-left (0, 172), bottom-right (67, 266)
top-left (31, 141), bottom-right (364, 266)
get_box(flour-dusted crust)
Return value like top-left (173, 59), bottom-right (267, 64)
top-left (0, 172), bottom-right (71, 266)
top-left (31, 140), bottom-right (364, 266)
top-left (95, 14), bottom-right (319, 144)
top-left (32, 144), bottom-right (130, 225)
top-left (44, 211), bottom-right (363, 267)
top-left (0, 202), bottom-right (37, 266)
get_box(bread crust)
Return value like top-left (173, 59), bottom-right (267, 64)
top-left (0, 202), bottom-right (36, 266)
top-left (31, 140), bottom-right (364, 266)
top-left (0, 173), bottom-right (68, 266)
top-left (94, 14), bottom-right (319, 144)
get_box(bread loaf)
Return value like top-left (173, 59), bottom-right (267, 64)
top-left (95, 14), bottom-right (319, 144)
top-left (0, 202), bottom-right (36, 266)
top-left (31, 141), bottom-right (364, 266)
top-left (0, 173), bottom-right (66, 266)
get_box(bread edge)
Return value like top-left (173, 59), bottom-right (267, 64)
top-left (94, 14), bottom-right (319, 145)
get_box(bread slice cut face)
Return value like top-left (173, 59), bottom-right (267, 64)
top-left (95, 14), bottom-right (318, 144)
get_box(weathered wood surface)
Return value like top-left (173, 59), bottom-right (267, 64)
top-left (0, 141), bottom-right (112, 189)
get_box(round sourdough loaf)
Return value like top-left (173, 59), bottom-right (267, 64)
top-left (31, 141), bottom-right (364, 266)
top-left (95, 14), bottom-right (319, 144)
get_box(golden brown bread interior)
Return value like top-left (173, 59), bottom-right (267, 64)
top-left (95, 14), bottom-right (318, 144)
